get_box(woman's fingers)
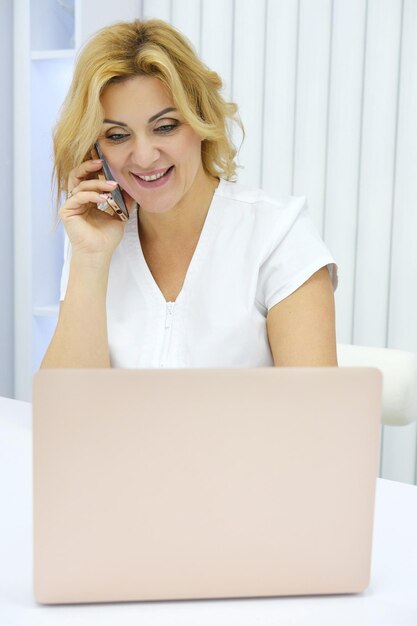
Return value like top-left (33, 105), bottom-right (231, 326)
top-left (69, 178), bottom-right (118, 196)
top-left (59, 191), bottom-right (113, 218)
top-left (59, 159), bottom-right (127, 258)
top-left (67, 159), bottom-right (104, 192)
top-left (62, 158), bottom-right (121, 222)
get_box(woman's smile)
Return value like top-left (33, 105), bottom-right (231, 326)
top-left (130, 165), bottom-right (175, 187)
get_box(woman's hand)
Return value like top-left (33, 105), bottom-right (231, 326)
top-left (59, 159), bottom-right (128, 263)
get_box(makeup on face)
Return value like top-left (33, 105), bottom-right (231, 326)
top-left (99, 76), bottom-right (206, 214)
top-left (103, 106), bottom-right (178, 128)
top-left (101, 108), bottom-right (182, 189)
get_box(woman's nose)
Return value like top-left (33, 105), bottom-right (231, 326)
top-left (130, 135), bottom-right (160, 169)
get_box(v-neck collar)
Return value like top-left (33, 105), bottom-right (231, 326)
top-left (125, 180), bottom-right (223, 305)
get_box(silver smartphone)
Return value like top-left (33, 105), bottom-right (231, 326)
top-left (91, 142), bottom-right (129, 221)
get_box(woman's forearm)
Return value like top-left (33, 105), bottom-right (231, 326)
top-left (40, 256), bottom-right (111, 368)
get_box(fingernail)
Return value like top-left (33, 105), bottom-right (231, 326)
top-left (104, 180), bottom-right (118, 187)
top-left (92, 159), bottom-right (102, 164)
top-left (99, 194), bottom-right (110, 200)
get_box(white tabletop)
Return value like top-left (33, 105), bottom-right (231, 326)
top-left (1, 395), bottom-right (416, 625)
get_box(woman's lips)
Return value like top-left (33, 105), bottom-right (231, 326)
top-left (131, 166), bottom-right (175, 188)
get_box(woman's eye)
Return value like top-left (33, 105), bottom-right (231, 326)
top-left (106, 133), bottom-right (129, 142)
top-left (155, 123), bottom-right (179, 133)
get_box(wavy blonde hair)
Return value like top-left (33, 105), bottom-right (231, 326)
top-left (52, 18), bottom-right (244, 207)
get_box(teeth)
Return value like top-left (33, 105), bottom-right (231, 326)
top-left (137, 169), bottom-right (168, 182)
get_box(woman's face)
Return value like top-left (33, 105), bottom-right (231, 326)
top-left (98, 75), bottom-right (206, 214)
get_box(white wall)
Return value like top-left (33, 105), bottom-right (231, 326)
top-left (0, 0), bottom-right (14, 397)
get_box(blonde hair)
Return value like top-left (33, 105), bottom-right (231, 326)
top-left (52, 18), bottom-right (244, 206)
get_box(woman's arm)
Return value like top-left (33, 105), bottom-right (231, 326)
top-left (40, 157), bottom-right (128, 369)
top-left (40, 255), bottom-right (111, 368)
top-left (266, 266), bottom-right (337, 366)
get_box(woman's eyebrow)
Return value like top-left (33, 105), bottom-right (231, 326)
top-left (103, 107), bottom-right (178, 127)
top-left (103, 118), bottom-right (129, 127)
top-left (148, 107), bottom-right (177, 122)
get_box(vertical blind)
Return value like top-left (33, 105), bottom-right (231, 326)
top-left (140, 0), bottom-right (417, 484)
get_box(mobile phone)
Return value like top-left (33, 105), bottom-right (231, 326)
top-left (91, 142), bottom-right (129, 221)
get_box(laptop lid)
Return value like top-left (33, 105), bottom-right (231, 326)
top-left (32, 367), bottom-right (382, 604)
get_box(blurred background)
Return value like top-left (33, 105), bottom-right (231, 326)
top-left (1, 0), bottom-right (416, 483)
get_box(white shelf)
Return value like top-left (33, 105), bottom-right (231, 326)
top-left (14, 0), bottom-right (143, 400)
top-left (31, 0), bottom-right (75, 52)
top-left (31, 49), bottom-right (75, 60)
top-left (31, 56), bottom-right (71, 332)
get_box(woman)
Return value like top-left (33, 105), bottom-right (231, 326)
top-left (41, 18), bottom-right (338, 369)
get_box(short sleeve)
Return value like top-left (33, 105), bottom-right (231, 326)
top-left (59, 233), bottom-right (72, 301)
top-left (257, 197), bottom-right (338, 311)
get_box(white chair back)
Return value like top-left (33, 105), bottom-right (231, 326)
top-left (337, 344), bottom-right (417, 426)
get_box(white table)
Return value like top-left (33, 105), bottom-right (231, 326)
top-left (1, 395), bottom-right (416, 625)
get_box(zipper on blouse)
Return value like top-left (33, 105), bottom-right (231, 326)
top-left (159, 301), bottom-right (175, 367)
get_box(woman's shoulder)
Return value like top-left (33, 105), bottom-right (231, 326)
top-left (214, 178), bottom-right (308, 223)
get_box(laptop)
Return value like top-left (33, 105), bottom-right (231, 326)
top-left (32, 367), bottom-right (382, 604)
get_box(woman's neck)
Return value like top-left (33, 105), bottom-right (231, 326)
top-left (137, 170), bottom-right (219, 247)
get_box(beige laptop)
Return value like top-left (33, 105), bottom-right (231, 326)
top-left (32, 367), bottom-right (382, 604)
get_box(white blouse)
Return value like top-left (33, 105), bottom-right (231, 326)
top-left (60, 178), bottom-right (338, 368)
